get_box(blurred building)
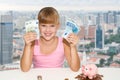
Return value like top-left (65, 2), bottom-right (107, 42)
top-left (95, 14), bottom-right (104, 49)
top-left (116, 14), bottom-right (120, 27)
top-left (0, 15), bottom-right (13, 65)
top-left (95, 25), bottom-right (104, 49)
top-left (79, 25), bottom-right (96, 42)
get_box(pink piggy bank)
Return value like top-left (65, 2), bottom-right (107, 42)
top-left (81, 64), bottom-right (98, 79)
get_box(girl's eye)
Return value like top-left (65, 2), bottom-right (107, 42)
top-left (41, 25), bottom-right (46, 27)
top-left (50, 25), bottom-right (55, 27)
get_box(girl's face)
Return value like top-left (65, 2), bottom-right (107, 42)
top-left (39, 23), bottom-right (59, 40)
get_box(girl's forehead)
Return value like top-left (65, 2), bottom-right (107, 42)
top-left (40, 23), bottom-right (58, 25)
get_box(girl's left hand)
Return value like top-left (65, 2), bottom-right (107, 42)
top-left (66, 33), bottom-right (79, 47)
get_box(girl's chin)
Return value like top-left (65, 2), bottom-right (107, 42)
top-left (42, 37), bottom-right (52, 40)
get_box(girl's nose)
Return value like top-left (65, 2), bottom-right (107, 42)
top-left (46, 27), bottom-right (50, 31)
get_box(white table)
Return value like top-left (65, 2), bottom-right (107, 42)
top-left (0, 68), bottom-right (120, 80)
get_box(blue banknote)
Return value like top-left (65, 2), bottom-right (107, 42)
top-left (62, 19), bottom-right (80, 39)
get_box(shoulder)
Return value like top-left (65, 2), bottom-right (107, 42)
top-left (34, 39), bottom-right (39, 45)
top-left (58, 37), bottom-right (63, 41)
top-left (57, 37), bottom-right (70, 48)
top-left (31, 40), bottom-right (38, 53)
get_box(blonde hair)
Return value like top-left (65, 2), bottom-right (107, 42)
top-left (38, 7), bottom-right (60, 25)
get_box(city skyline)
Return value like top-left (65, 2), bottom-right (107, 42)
top-left (0, 0), bottom-right (120, 11)
top-left (0, 10), bottom-right (120, 69)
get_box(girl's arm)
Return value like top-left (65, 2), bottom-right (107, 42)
top-left (63, 33), bottom-right (80, 72)
top-left (20, 45), bottom-right (33, 72)
top-left (20, 32), bottom-right (37, 72)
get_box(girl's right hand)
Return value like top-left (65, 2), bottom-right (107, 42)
top-left (23, 32), bottom-right (37, 46)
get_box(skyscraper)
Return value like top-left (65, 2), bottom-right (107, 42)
top-left (95, 13), bottom-right (104, 49)
top-left (95, 25), bottom-right (104, 49)
top-left (0, 15), bottom-right (13, 65)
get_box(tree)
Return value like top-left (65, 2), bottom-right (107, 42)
top-left (105, 33), bottom-right (120, 44)
top-left (107, 47), bottom-right (117, 61)
top-left (100, 59), bottom-right (105, 67)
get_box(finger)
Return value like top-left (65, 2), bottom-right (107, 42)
top-left (25, 32), bottom-right (37, 39)
top-left (25, 37), bottom-right (36, 44)
top-left (23, 34), bottom-right (37, 44)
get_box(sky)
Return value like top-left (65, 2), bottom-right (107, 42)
top-left (0, 0), bottom-right (120, 11)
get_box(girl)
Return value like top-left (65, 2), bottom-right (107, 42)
top-left (20, 7), bottom-right (80, 72)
